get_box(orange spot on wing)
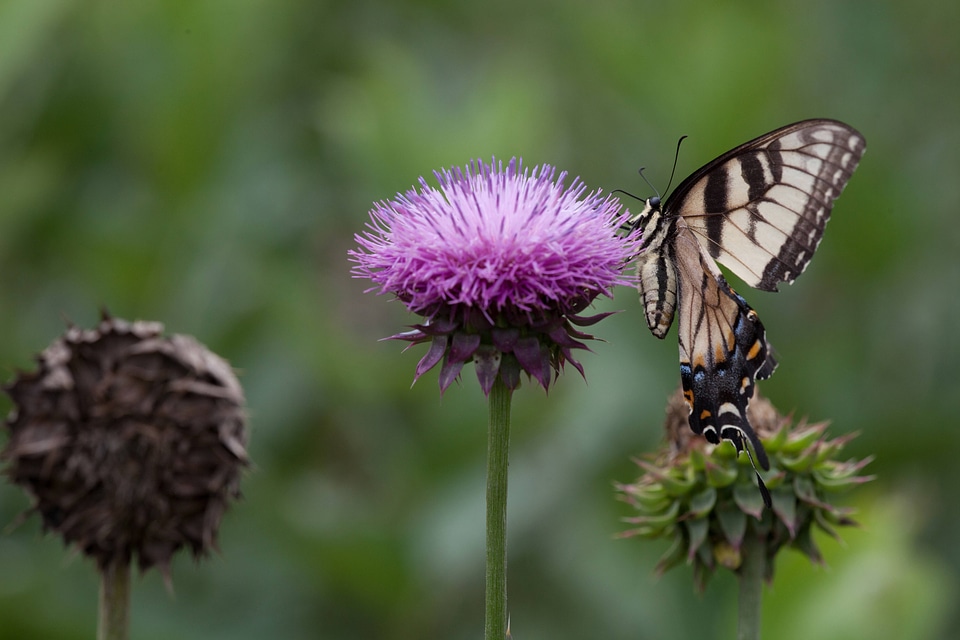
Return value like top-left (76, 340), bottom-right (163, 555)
top-left (715, 343), bottom-right (727, 362)
top-left (747, 340), bottom-right (763, 361)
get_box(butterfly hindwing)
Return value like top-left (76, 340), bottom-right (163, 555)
top-left (672, 223), bottom-right (773, 469)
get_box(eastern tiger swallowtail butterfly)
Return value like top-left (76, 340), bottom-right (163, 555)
top-left (625, 119), bottom-right (865, 505)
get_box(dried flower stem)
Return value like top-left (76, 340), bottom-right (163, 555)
top-left (98, 560), bottom-right (130, 640)
top-left (485, 376), bottom-right (512, 640)
top-left (737, 533), bottom-right (765, 640)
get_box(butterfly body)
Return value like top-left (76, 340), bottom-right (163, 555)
top-left (628, 119), bottom-right (865, 477)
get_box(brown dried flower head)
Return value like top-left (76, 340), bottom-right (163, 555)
top-left (2, 314), bottom-right (248, 576)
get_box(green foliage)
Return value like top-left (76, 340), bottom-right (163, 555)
top-left (0, 0), bottom-right (958, 638)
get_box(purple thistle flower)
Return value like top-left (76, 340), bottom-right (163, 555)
top-left (350, 157), bottom-right (642, 395)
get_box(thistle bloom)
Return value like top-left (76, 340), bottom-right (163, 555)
top-left (350, 157), bottom-right (641, 394)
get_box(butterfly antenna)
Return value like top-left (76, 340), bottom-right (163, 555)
top-left (636, 167), bottom-right (661, 200)
top-left (610, 188), bottom-right (644, 202)
top-left (663, 135), bottom-right (688, 195)
top-left (614, 166), bottom-right (660, 204)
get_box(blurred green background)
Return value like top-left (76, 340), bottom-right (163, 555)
top-left (0, 0), bottom-right (957, 638)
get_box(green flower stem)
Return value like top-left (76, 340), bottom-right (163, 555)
top-left (98, 560), bottom-right (130, 640)
top-left (737, 533), bottom-right (765, 640)
top-left (485, 376), bottom-right (512, 640)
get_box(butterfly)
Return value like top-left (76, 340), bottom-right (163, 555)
top-left (624, 119), bottom-right (865, 505)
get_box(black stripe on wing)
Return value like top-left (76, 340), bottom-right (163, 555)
top-left (757, 128), bottom-right (865, 287)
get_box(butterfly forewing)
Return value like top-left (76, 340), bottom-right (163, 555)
top-left (631, 202), bottom-right (678, 338)
top-left (669, 120), bottom-right (866, 291)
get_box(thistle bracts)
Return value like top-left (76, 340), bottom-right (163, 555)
top-left (386, 301), bottom-right (618, 395)
top-left (617, 389), bottom-right (874, 590)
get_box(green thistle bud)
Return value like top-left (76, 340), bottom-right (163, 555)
top-left (617, 388), bottom-right (873, 591)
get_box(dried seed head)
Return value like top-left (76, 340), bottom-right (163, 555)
top-left (2, 315), bottom-right (248, 576)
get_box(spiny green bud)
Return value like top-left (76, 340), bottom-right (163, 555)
top-left (616, 388), bottom-right (873, 591)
